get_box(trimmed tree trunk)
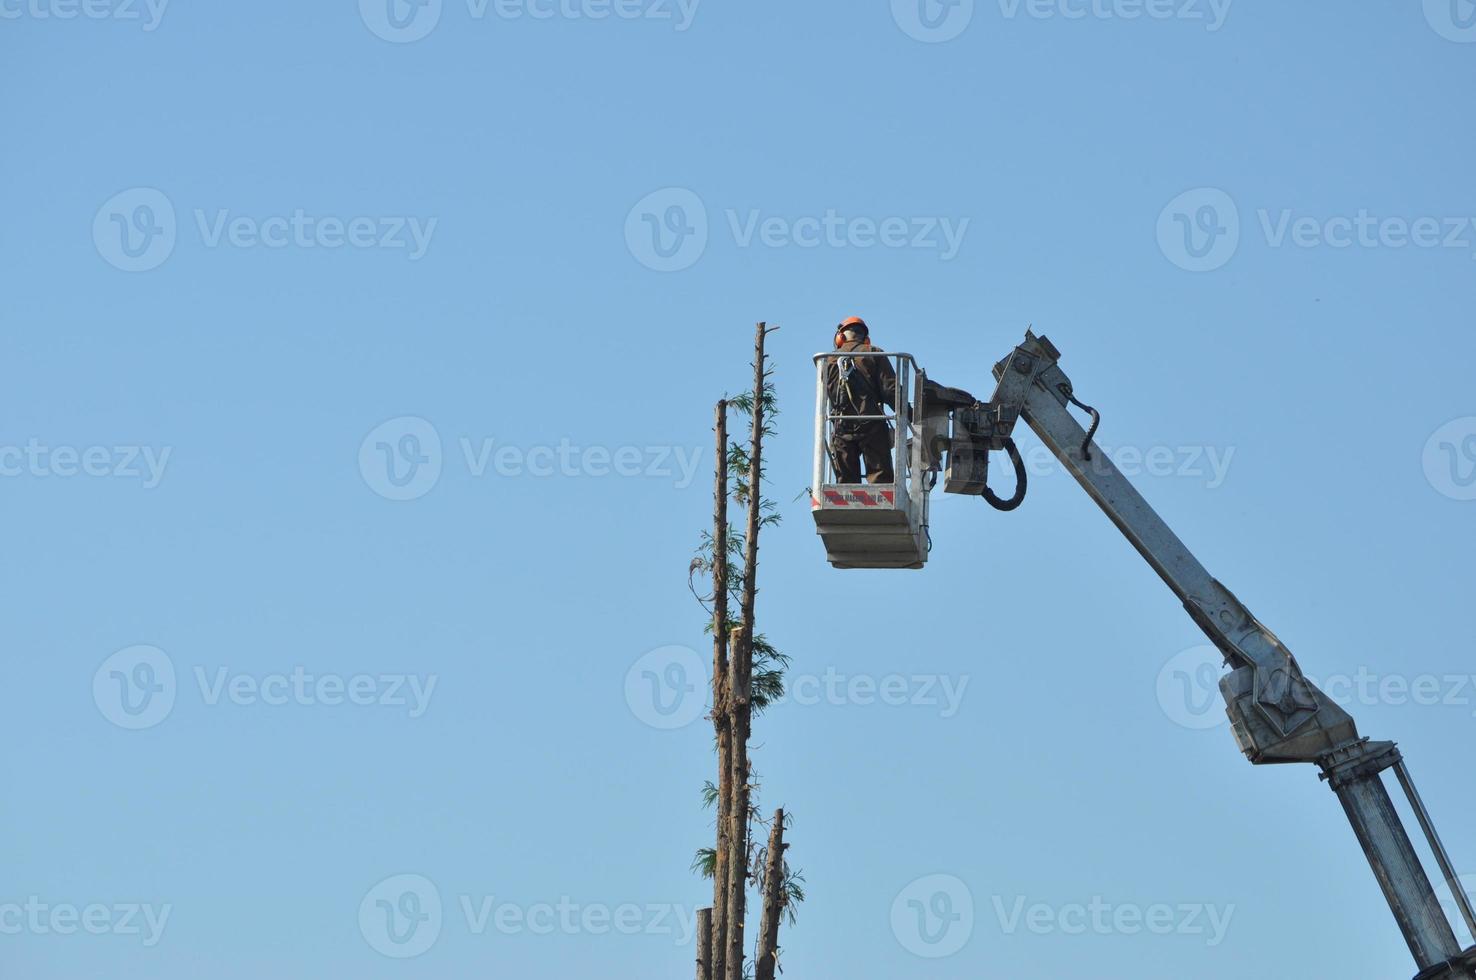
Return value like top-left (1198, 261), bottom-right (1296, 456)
top-left (696, 907), bottom-right (713, 980)
top-left (725, 322), bottom-right (770, 980)
top-left (754, 810), bottom-right (788, 980)
top-left (709, 401), bottom-right (731, 980)
top-left (723, 625), bottom-right (752, 980)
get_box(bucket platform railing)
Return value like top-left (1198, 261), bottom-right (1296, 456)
top-left (810, 350), bottom-right (931, 569)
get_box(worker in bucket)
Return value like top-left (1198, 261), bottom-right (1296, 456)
top-left (824, 316), bottom-right (898, 484)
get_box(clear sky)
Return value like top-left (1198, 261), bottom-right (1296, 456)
top-left (4, 2), bottom-right (1476, 978)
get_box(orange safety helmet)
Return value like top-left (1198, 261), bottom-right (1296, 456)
top-left (834, 316), bottom-right (870, 348)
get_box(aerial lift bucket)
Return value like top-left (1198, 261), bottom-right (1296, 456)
top-left (811, 350), bottom-right (931, 569)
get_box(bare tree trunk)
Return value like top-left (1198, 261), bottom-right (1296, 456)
top-left (737, 328), bottom-right (766, 701)
top-left (725, 322), bottom-right (771, 980)
top-left (696, 907), bottom-right (713, 980)
top-left (754, 810), bottom-right (788, 980)
top-left (709, 401), bottom-right (731, 980)
top-left (723, 626), bottom-right (752, 980)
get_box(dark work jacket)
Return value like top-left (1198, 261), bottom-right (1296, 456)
top-left (824, 341), bottom-right (898, 435)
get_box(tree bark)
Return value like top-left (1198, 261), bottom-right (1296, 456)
top-left (754, 810), bottom-right (788, 980)
top-left (709, 400), bottom-right (731, 980)
top-left (737, 328), bottom-right (766, 680)
top-left (725, 322), bottom-right (770, 980)
top-left (723, 626), bottom-right (752, 980)
top-left (696, 907), bottom-right (713, 980)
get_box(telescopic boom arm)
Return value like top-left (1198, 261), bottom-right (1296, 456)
top-left (952, 331), bottom-right (1476, 980)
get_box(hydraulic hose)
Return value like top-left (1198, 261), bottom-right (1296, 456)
top-left (981, 438), bottom-right (1028, 511)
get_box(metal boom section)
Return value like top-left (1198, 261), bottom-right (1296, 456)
top-left (984, 332), bottom-right (1476, 980)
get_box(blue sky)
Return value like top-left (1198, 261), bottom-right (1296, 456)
top-left (3, 1), bottom-right (1476, 977)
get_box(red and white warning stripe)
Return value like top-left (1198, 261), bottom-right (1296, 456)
top-left (815, 487), bottom-right (896, 509)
